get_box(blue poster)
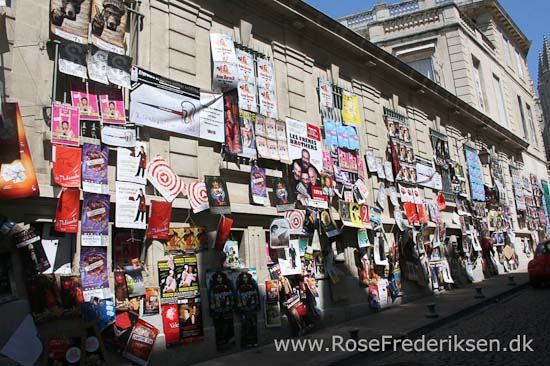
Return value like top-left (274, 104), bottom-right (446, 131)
top-left (465, 148), bottom-right (485, 201)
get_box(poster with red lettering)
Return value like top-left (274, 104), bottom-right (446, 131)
top-left (55, 188), bottom-right (80, 233)
top-left (162, 304), bottom-right (180, 347)
top-left (53, 145), bottom-right (82, 187)
top-left (123, 319), bottom-right (159, 366)
top-left (146, 201), bottom-right (172, 240)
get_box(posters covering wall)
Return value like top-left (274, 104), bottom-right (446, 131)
top-left (210, 33), bottom-right (239, 91)
top-left (51, 103), bottom-right (80, 147)
top-left (146, 201), bottom-right (172, 240)
top-left (53, 145), bottom-right (82, 188)
top-left (250, 166), bottom-right (268, 205)
top-left (55, 188), bottom-right (80, 233)
top-left (0, 103), bottom-right (40, 199)
top-left (130, 67), bottom-right (202, 137)
top-left (82, 144), bottom-right (109, 194)
top-left (115, 181), bottom-right (147, 230)
top-left (81, 193), bottom-right (110, 246)
top-left (164, 227), bottom-right (208, 254)
top-left (199, 92), bottom-right (225, 142)
top-left (50, 0), bottom-right (92, 44)
top-left (464, 147), bottom-right (485, 201)
top-left (90, 0), bottom-right (128, 55)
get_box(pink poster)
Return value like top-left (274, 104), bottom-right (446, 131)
top-left (71, 83), bottom-right (100, 121)
top-left (51, 103), bottom-right (80, 147)
top-left (99, 88), bottom-right (126, 125)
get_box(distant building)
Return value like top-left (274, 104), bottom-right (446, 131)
top-left (538, 36), bottom-right (550, 162)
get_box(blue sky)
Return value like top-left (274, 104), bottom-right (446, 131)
top-left (304, 0), bottom-right (549, 93)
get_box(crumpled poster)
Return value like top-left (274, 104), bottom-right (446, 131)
top-left (59, 42), bottom-right (88, 79)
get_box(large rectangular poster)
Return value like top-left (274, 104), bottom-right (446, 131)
top-left (158, 255), bottom-right (200, 304)
top-left (115, 181), bottom-right (147, 230)
top-left (199, 92), bottom-right (224, 143)
top-left (286, 118), bottom-right (323, 199)
top-left (51, 103), bottom-right (80, 147)
top-left (50, 0), bottom-right (92, 44)
top-left (0, 103), bottom-right (40, 199)
top-left (90, 0), bottom-right (128, 55)
top-left (81, 193), bottom-right (110, 246)
top-left (210, 33), bottom-right (238, 91)
top-left (82, 143), bottom-right (109, 194)
top-left (464, 147), bottom-right (485, 201)
top-left (130, 67), bottom-right (201, 137)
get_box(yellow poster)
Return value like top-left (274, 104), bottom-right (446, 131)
top-left (342, 90), bottom-right (361, 125)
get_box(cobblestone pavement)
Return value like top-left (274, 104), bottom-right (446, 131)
top-left (360, 286), bottom-right (550, 366)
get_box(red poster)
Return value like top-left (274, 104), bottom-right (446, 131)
top-left (0, 103), bottom-right (40, 199)
top-left (403, 202), bottom-right (419, 224)
top-left (123, 319), bottom-right (159, 366)
top-left (162, 304), bottom-right (180, 347)
top-left (360, 204), bottom-right (370, 223)
top-left (146, 201), bottom-right (172, 240)
top-left (53, 145), bottom-right (82, 187)
top-left (55, 188), bottom-right (80, 233)
top-left (417, 204), bottom-right (428, 225)
top-left (214, 215), bottom-right (233, 251)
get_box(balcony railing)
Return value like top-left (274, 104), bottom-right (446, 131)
top-left (388, 0), bottom-right (420, 17)
top-left (435, 0), bottom-right (454, 5)
top-left (344, 11), bottom-right (375, 30)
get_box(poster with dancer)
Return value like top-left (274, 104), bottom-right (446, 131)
top-left (81, 193), bottom-right (110, 246)
top-left (115, 181), bottom-right (147, 230)
top-left (51, 103), bottom-right (80, 147)
top-left (82, 143), bottom-right (109, 194)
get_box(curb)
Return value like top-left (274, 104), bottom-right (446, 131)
top-left (329, 280), bottom-right (530, 365)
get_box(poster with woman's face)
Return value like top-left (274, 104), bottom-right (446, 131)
top-left (99, 87), bottom-right (126, 124)
top-left (51, 103), bottom-right (80, 146)
top-left (71, 83), bottom-right (100, 121)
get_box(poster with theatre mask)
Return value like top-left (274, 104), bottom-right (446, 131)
top-left (90, 0), bottom-right (128, 55)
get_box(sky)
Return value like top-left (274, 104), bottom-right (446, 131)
top-left (303, 0), bottom-right (550, 94)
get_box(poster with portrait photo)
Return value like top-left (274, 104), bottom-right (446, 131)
top-left (99, 87), bottom-right (126, 124)
top-left (71, 82), bottom-right (100, 121)
top-left (287, 118), bottom-right (322, 201)
top-left (239, 110), bottom-right (257, 159)
top-left (107, 53), bottom-right (132, 88)
top-left (81, 193), bottom-right (110, 246)
top-left (116, 142), bottom-right (147, 185)
top-left (270, 218), bottom-right (290, 249)
top-left (51, 103), bottom-right (80, 147)
top-left (386, 116), bottom-right (400, 138)
top-left (50, 0), bottom-right (91, 44)
top-left (59, 42), bottom-right (88, 79)
top-left (398, 120), bottom-right (411, 143)
top-left (205, 176), bottom-right (231, 215)
top-left (115, 181), bottom-right (147, 230)
top-left (179, 298), bottom-right (204, 343)
top-left (250, 166), bottom-right (267, 205)
top-left (90, 0), bottom-right (128, 55)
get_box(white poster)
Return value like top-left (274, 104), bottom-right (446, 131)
top-left (88, 46), bottom-right (109, 85)
top-left (199, 92), bottom-right (224, 142)
top-left (115, 181), bottom-right (147, 229)
top-left (101, 125), bottom-right (136, 147)
top-left (116, 142), bottom-right (147, 185)
top-left (238, 81), bottom-right (258, 112)
top-left (210, 33), bottom-right (238, 63)
top-left (210, 34), bottom-right (238, 91)
top-left (278, 239), bottom-right (302, 276)
top-left (259, 87), bottom-right (278, 119)
top-left (318, 79), bottom-right (334, 109)
top-left (130, 67), bottom-right (201, 137)
top-left (256, 58), bottom-right (275, 90)
top-left (286, 118), bottom-right (323, 197)
top-left (416, 157), bottom-right (442, 190)
top-left (236, 49), bottom-right (255, 83)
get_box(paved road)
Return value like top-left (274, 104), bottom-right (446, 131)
top-left (353, 286), bottom-right (550, 365)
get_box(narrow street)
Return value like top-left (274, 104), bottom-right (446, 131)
top-left (353, 286), bottom-right (550, 365)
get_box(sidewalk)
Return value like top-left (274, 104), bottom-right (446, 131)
top-left (195, 269), bottom-right (529, 366)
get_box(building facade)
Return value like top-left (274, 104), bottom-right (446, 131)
top-left (538, 36), bottom-right (550, 162)
top-left (0, 0), bottom-right (549, 365)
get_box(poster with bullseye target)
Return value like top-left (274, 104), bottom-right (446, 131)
top-left (185, 180), bottom-right (209, 214)
top-left (284, 210), bottom-right (306, 235)
top-left (146, 156), bottom-right (184, 202)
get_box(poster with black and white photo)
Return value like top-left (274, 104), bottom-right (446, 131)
top-left (59, 42), bottom-right (87, 79)
top-left (107, 53), bottom-right (132, 88)
top-left (88, 46), bottom-right (109, 85)
top-left (115, 181), bottom-right (147, 230)
top-left (130, 67), bottom-right (201, 137)
top-left (50, 0), bottom-right (91, 44)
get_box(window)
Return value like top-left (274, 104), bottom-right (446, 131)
top-left (492, 75), bottom-right (508, 127)
top-left (472, 57), bottom-right (485, 111)
top-left (517, 95), bottom-right (528, 140)
top-left (526, 104), bottom-right (538, 145)
top-left (516, 52), bottom-right (525, 79)
top-left (502, 38), bottom-right (512, 67)
top-left (395, 43), bottom-right (436, 81)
